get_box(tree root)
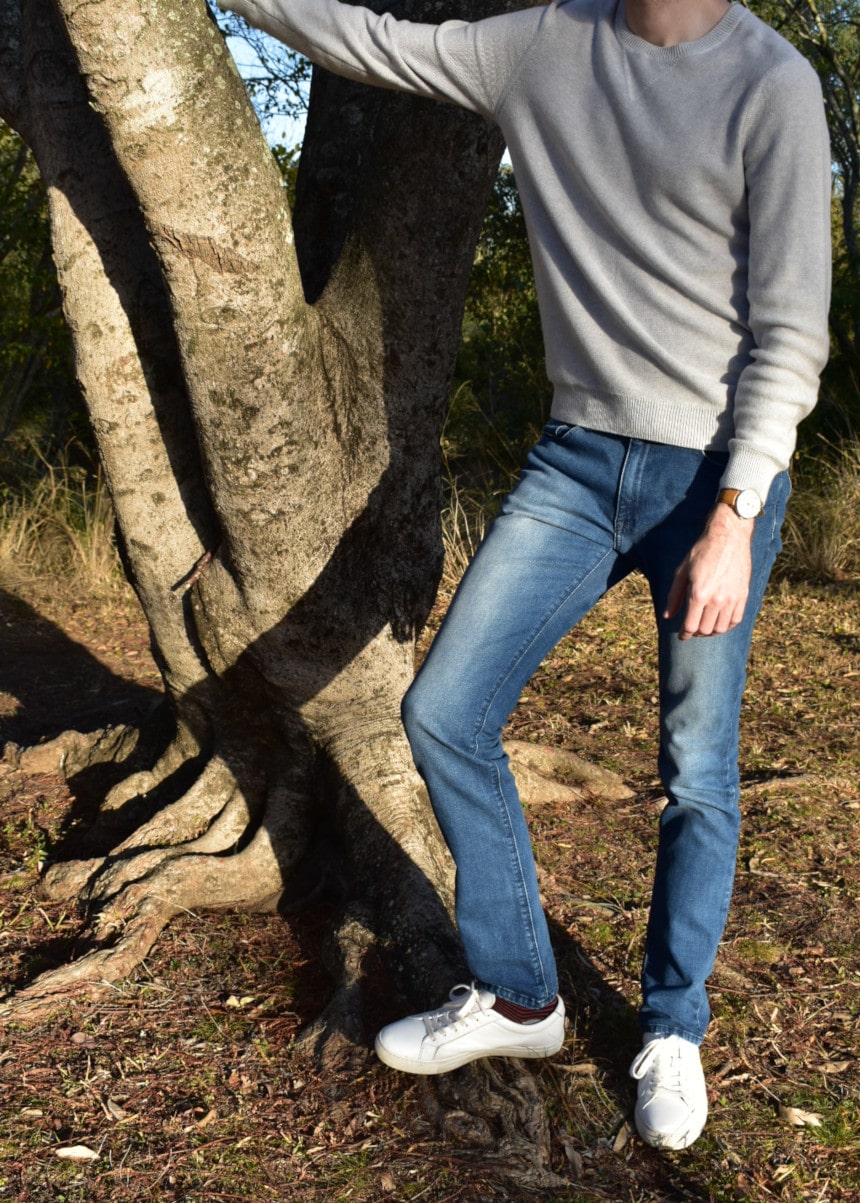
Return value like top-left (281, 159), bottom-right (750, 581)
top-left (423, 1059), bottom-right (570, 1190)
top-left (41, 753), bottom-right (251, 903)
top-left (2, 743), bottom-right (315, 1025)
top-left (508, 740), bottom-right (632, 804)
top-left (95, 754), bottom-right (250, 859)
top-left (3, 723), bottom-right (142, 779)
top-left (1, 829), bottom-right (295, 1025)
top-left (295, 903), bottom-right (377, 1068)
top-left (99, 719), bottom-right (204, 812)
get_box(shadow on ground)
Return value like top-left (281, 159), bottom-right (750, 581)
top-left (0, 587), bottom-right (160, 746)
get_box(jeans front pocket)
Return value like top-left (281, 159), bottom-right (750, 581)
top-left (543, 419), bottom-right (580, 443)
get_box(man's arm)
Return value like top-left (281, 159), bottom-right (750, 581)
top-left (668, 52), bottom-right (831, 639)
top-left (219, 0), bottom-right (546, 121)
top-left (720, 53), bottom-right (832, 502)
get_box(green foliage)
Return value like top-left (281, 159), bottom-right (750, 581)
top-left (446, 165), bottom-right (550, 478)
top-left (270, 140), bottom-right (301, 207)
top-left (0, 122), bottom-right (76, 448)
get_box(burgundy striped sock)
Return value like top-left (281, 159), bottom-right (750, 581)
top-left (492, 995), bottom-right (558, 1024)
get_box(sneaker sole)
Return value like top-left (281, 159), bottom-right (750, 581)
top-left (374, 1032), bottom-right (565, 1075)
top-left (634, 1115), bottom-right (707, 1151)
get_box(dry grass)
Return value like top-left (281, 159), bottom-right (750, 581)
top-left (440, 477), bottom-right (496, 590)
top-left (780, 440), bottom-right (860, 584)
top-left (2, 435), bottom-right (859, 599)
top-left (0, 451), bottom-right (120, 591)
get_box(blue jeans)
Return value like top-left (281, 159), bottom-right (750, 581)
top-left (403, 423), bottom-right (789, 1045)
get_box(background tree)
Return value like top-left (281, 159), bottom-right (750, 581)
top-left (446, 165), bottom-right (549, 479)
top-left (0, 122), bottom-right (73, 445)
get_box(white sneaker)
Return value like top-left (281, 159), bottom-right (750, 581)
top-left (374, 983), bottom-right (565, 1075)
top-left (630, 1033), bottom-right (708, 1150)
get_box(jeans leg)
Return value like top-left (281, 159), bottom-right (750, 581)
top-left (638, 471), bottom-right (790, 1043)
top-left (403, 426), bottom-right (629, 1008)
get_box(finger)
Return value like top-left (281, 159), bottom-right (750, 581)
top-left (709, 592), bottom-right (749, 636)
top-left (693, 594), bottom-right (749, 638)
top-left (731, 593), bottom-right (749, 629)
top-left (678, 598), bottom-right (707, 640)
top-left (663, 565), bottom-right (689, 620)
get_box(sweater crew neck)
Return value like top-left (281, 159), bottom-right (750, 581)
top-left (614, 0), bottom-right (745, 59)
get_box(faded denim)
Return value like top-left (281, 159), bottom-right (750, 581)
top-left (402, 423), bottom-right (789, 1044)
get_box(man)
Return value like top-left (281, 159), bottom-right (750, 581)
top-left (219, 0), bottom-right (831, 1149)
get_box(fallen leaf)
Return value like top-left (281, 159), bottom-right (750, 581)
top-left (558, 1130), bottom-right (583, 1177)
top-left (560, 1061), bottom-right (599, 1076)
top-left (778, 1104), bottom-right (822, 1128)
top-left (612, 1121), bottom-right (632, 1152)
top-left (70, 1032), bottom-right (97, 1048)
top-left (106, 1098), bottom-right (132, 1121)
top-left (55, 1145), bottom-right (99, 1161)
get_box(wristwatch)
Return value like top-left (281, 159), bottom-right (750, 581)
top-left (716, 487), bottom-right (763, 519)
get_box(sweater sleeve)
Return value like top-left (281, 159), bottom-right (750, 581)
top-left (218, 0), bottom-right (546, 121)
top-left (722, 55), bottom-right (832, 500)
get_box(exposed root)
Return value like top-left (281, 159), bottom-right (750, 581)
top-left (3, 783), bottom-right (312, 1025)
top-left (740, 771), bottom-right (844, 795)
top-left (295, 904), bottom-right (377, 1067)
top-left (425, 1058), bottom-right (569, 1190)
top-left (3, 724), bottom-right (142, 779)
top-left (107, 755), bottom-right (246, 855)
top-left (42, 856), bottom-right (107, 903)
top-left (100, 720), bottom-right (204, 812)
top-left (507, 740), bottom-right (632, 804)
top-left (175, 786), bottom-right (252, 854)
top-left (41, 754), bottom-right (252, 903)
top-left (0, 892), bottom-right (176, 1024)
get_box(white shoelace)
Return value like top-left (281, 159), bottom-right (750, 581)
top-left (423, 983), bottom-right (490, 1038)
top-left (630, 1037), bottom-right (686, 1093)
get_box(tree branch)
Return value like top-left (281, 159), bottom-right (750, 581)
top-left (53, 0), bottom-right (338, 599)
top-left (22, 0), bottom-right (220, 693)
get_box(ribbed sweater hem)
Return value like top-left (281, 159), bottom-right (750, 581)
top-left (549, 388), bottom-right (782, 496)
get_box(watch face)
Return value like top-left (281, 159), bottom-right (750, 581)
top-left (736, 489), bottom-right (762, 519)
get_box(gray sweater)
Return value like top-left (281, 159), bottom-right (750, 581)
top-left (221, 0), bottom-right (832, 499)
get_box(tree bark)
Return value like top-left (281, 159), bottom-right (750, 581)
top-left (0, 0), bottom-right (515, 1022)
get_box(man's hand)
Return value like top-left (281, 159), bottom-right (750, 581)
top-left (664, 504), bottom-right (755, 640)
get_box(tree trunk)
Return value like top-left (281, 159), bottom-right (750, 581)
top-left (0, 0), bottom-right (605, 1183)
top-left (0, 0), bottom-right (511, 1021)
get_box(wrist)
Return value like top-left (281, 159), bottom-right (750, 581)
top-left (707, 501), bottom-right (755, 539)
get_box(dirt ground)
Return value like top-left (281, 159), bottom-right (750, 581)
top-left (0, 568), bottom-right (857, 1202)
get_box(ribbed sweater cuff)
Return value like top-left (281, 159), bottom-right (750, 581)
top-left (721, 444), bottom-right (786, 501)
